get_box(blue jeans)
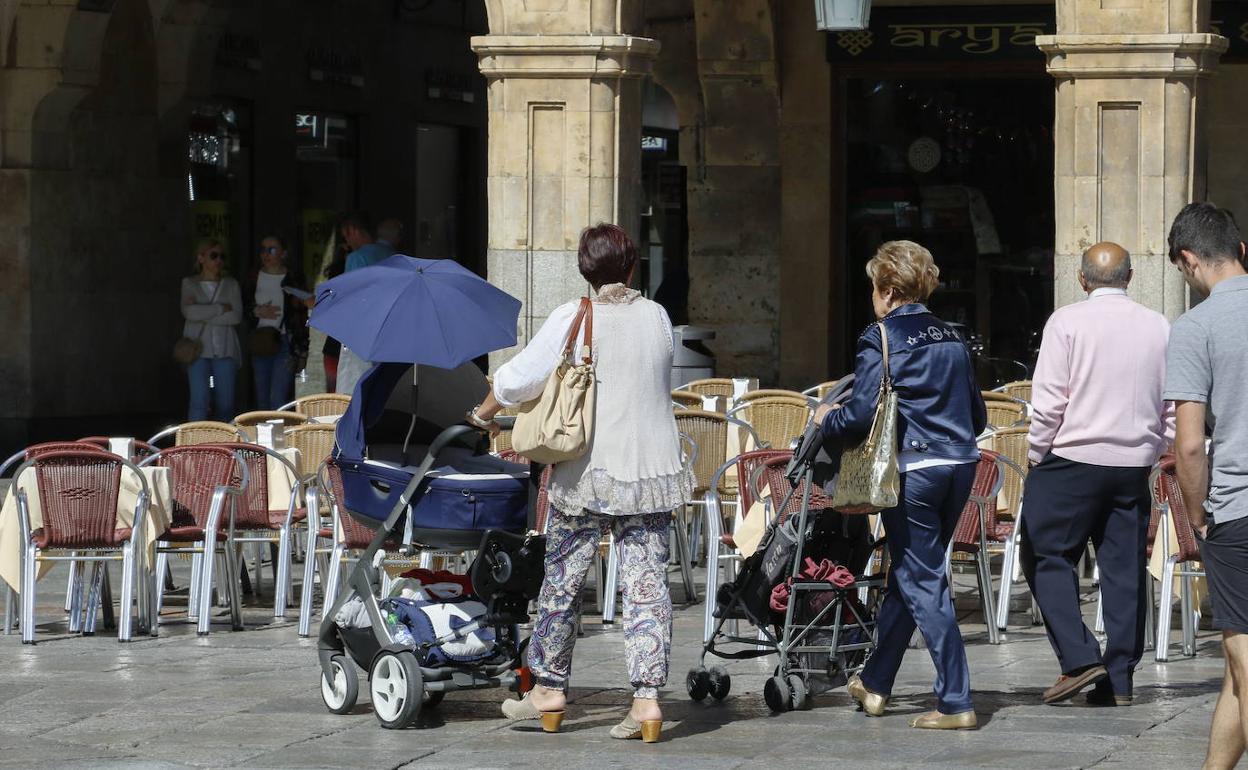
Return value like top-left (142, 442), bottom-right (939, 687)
top-left (187, 356), bottom-right (237, 421)
top-left (251, 336), bottom-right (292, 411)
top-left (860, 462), bottom-right (977, 714)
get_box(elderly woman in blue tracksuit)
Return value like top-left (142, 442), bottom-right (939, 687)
top-left (815, 240), bottom-right (987, 730)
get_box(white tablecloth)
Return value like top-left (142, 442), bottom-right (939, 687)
top-left (0, 466), bottom-right (173, 591)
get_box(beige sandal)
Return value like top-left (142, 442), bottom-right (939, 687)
top-left (501, 692), bottom-right (565, 733)
top-left (609, 715), bottom-right (663, 743)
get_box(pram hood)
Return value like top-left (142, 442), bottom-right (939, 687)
top-left (336, 361), bottom-right (490, 461)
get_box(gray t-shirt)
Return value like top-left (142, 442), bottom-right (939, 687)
top-left (1164, 273), bottom-right (1248, 524)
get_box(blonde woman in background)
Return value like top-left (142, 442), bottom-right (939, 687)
top-left (181, 238), bottom-right (243, 420)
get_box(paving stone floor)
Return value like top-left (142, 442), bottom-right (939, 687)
top-left (0, 562), bottom-right (1229, 769)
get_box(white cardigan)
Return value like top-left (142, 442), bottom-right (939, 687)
top-left (180, 276), bottom-right (243, 365)
top-left (492, 284), bottom-right (693, 517)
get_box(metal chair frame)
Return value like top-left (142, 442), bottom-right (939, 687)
top-left (1151, 462), bottom-right (1206, 662)
top-left (947, 452), bottom-right (1006, 645)
top-left (12, 450), bottom-right (152, 644)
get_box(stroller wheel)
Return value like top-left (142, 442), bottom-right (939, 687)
top-left (686, 667), bottom-right (711, 702)
top-left (763, 675), bottom-right (793, 714)
top-left (320, 655), bottom-right (359, 715)
top-left (707, 666), bottom-right (731, 701)
top-left (369, 650), bottom-right (424, 729)
top-left (787, 674), bottom-right (808, 711)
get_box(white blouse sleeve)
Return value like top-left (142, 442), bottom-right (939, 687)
top-left (492, 302), bottom-right (580, 408)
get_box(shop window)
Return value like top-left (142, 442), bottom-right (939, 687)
top-left (188, 103), bottom-right (252, 278)
top-left (295, 111), bottom-right (358, 285)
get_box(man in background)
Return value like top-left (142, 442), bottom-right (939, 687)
top-left (1020, 241), bottom-right (1173, 707)
top-left (377, 218), bottom-right (405, 252)
top-left (335, 212), bottom-right (394, 394)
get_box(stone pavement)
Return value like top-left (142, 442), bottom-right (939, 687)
top-left (0, 566), bottom-right (1227, 770)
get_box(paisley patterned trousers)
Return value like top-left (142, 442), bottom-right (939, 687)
top-left (528, 508), bottom-right (672, 699)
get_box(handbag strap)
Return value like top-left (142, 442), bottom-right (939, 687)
top-left (562, 297), bottom-right (594, 365)
top-left (876, 321), bottom-right (892, 386)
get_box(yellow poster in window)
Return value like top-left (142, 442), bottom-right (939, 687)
top-left (191, 200), bottom-right (233, 273)
top-left (302, 209), bottom-right (339, 288)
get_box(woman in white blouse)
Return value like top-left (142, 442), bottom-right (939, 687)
top-left (473, 223), bottom-right (692, 743)
top-left (180, 238), bottom-right (243, 421)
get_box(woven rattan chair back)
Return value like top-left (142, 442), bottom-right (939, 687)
top-left (285, 423), bottom-right (338, 478)
top-left (174, 421), bottom-right (243, 446)
top-left (982, 392), bottom-right (1027, 430)
top-left (77, 437), bottom-right (158, 462)
top-left (998, 380), bottom-right (1033, 403)
top-left (233, 412), bottom-right (309, 442)
top-left (29, 450), bottom-right (125, 549)
top-left (674, 409), bottom-right (728, 495)
top-left (951, 452), bottom-right (1003, 551)
top-left (325, 459), bottom-right (386, 549)
top-left (25, 442), bottom-right (109, 460)
top-left (683, 378), bottom-right (735, 399)
top-left (735, 449), bottom-right (793, 513)
top-left (154, 445), bottom-right (238, 530)
top-left (760, 452), bottom-right (832, 524)
top-left (292, 393), bottom-right (351, 419)
top-left (201, 443), bottom-right (273, 529)
top-left (730, 395), bottom-right (812, 450)
top-left (1157, 456), bottom-right (1201, 562)
top-left (986, 427), bottom-right (1029, 517)
top-left (671, 390), bottom-right (703, 409)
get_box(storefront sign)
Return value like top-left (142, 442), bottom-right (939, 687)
top-left (827, 5), bottom-right (1054, 62)
top-left (216, 31), bottom-right (261, 72)
top-left (425, 70), bottom-right (477, 104)
top-left (829, 3), bottom-right (1248, 63)
top-left (302, 209), bottom-right (339, 286)
top-left (307, 46), bottom-right (364, 88)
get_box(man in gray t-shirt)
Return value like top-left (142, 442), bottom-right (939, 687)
top-left (1163, 202), bottom-right (1248, 769)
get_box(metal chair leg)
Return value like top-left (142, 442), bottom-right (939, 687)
top-left (196, 540), bottom-right (216, 636)
top-left (188, 551), bottom-right (203, 620)
top-left (977, 550), bottom-right (1000, 645)
top-left (324, 546), bottom-right (344, 612)
top-left (298, 524), bottom-right (320, 637)
top-left (274, 529), bottom-right (291, 621)
top-left (3, 586), bottom-right (15, 634)
top-left (1155, 555), bottom-right (1178, 662)
top-left (64, 556), bottom-right (78, 613)
top-left (83, 562), bottom-right (105, 635)
top-left (602, 535), bottom-right (620, 624)
top-left (153, 551), bottom-right (169, 621)
top-left (99, 566), bottom-right (115, 631)
top-left (1095, 586), bottom-right (1105, 635)
top-left (21, 543), bottom-right (37, 644)
top-left (1144, 575), bottom-right (1156, 652)
top-left (996, 534), bottom-right (1018, 631)
top-left (1180, 566), bottom-right (1195, 657)
top-left (672, 510), bottom-right (696, 604)
top-left (119, 545), bottom-right (135, 642)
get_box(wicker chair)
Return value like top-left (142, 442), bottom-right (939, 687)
top-left (994, 380), bottom-right (1033, 404)
top-left (701, 448), bottom-right (791, 642)
top-left (684, 378), bottom-right (736, 400)
top-left (280, 393), bottom-right (351, 420)
top-left (77, 437), bottom-right (159, 462)
top-left (982, 392), bottom-right (1028, 430)
top-left (233, 410), bottom-right (308, 442)
top-left (671, 390), bottom-right (703, 409)
top-left (11, 449), bottom-right (152, 643)
top-left (142, 445), bottom-right (247, 635)
top-left (199, 442), bottom-right (302, 621)
top-left (802, 380), bottom-right (841, 401)
top-left (948, 453), bottom-right (1004, 644)
top-left (1153, 457), bottom-right (1206, 662)
top-left (288, 424), bottom-right (345, 636)
top-left (728, 395), bottom-right (812, 450)
top-left (148, 421), bottom-right (245, 447)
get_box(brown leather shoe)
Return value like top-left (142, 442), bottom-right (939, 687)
top-left (911, 710), bottom-right (977, 730)
top-left (847, 675), bottom-right (888, 717)
top-left (1042, 666), bottom-right (1108, 704)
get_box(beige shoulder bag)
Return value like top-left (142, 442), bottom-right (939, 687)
top-left (831, 321), bottom-right (900, 514)
top-left (511, 297), bottom-right (597, 464)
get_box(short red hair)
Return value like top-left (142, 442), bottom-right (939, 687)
top-left (577, 223), bottom-right (638, 288)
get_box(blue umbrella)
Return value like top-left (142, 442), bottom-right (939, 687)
top-left (310, 255), bottom-right (521, 367)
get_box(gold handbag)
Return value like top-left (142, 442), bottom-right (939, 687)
top-left (831, 321), bottom-right (900, 514)
top-left (511, 297), bottom-right (596, 464)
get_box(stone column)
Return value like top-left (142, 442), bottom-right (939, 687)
top-left (471, 5), bottom-right (657, 363)
top-left (1038, 0), bottom-right (1226, 318)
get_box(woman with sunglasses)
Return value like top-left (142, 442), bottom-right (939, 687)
top-left (244, 235), bottom-right (311, 410)
top-left (180, 238), bottom-right (243, 420)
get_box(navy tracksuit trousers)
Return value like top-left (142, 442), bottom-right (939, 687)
top-left (1020, 453), bottom-right (1151, 696)
top-left (860, 463), bottom-right (977, 714)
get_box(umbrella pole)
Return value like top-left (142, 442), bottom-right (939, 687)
top-left (401, 371), bottom-right (419, 466)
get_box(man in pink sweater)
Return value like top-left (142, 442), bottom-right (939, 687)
top-left (1020, 242), bottom-right (1173, 706)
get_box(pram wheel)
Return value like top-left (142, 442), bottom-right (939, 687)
top-left (786, 674), bottom-right (808, 711)
top-left (707, 666), bottom-right (731, 701)
top-left (369, 650), bottom-right (424, 729)
top-left (764, 674), bottom-right (792, 713)
top-left (686, 667), bottom-right (710, 702)
top-left (320, 655), bottom-right (359, 715)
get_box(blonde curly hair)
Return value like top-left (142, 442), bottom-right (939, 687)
top-left (865, 240), bottom-right (939, 303)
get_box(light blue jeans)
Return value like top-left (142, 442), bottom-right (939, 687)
top-left (251, 336), bottom-right (292, 411)
top-left (187, 356), bottom-right (237, 421)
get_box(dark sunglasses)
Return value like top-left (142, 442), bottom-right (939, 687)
top-left (205, 251), bottom-right (224, 261)
top-left (261, 246), bottom-right (280, 255)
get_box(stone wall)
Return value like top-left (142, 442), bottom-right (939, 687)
top-left (1207, 62), bottom-right (1248, 222)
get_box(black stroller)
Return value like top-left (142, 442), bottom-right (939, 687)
top-left (315, 362), bottom-right (544, 729)
top-left (689, 379), bottom-right (888, 713)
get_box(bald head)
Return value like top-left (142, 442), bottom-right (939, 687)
top-left (1080, 242), bottom-right (1132, 290)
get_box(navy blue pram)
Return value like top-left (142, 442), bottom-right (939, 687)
top-left (316, 361), bottom-right (544, 729)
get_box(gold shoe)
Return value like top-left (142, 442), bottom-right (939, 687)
top-left (910, 710), bottom-right (977, 730)
top-left (501, 693), bottom-right (565, 733)
top-left (610, 715), bottom-right (663, 743)
top-left (847, 675), bottom-right (888, 717)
